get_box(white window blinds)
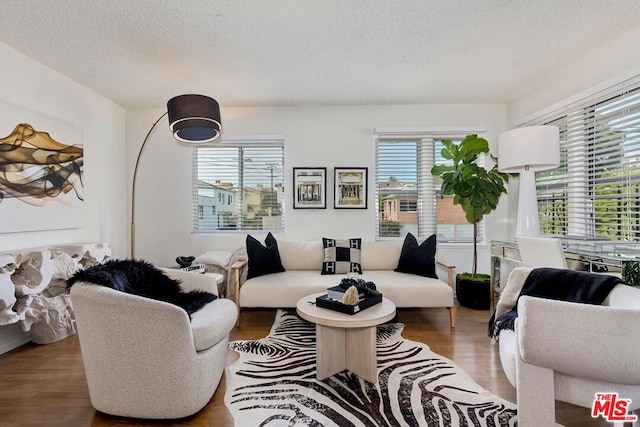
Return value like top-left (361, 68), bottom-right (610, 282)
top-left (374, 128), bottom-right (485, 242)
top-left (525, 77), bottom-right (640, 241)
top-left (192, 136), bottom-right (285, 232)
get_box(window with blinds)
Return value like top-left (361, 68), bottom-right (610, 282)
top-left (375, 130), bottom-right (482, 242)
top-left (527, 78), bottom-right (640, 241)
top-left (192, 137), bottom-right (284, 232)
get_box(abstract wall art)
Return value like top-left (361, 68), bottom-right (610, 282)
top-left (0, 100), bottom-right (84, 233)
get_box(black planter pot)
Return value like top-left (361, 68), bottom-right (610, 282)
top-left (456, 274), bottom-right (491, 310)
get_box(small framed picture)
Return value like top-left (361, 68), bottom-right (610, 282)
top-left (334, 167), bottom-right (368, 209)
top-left (293, 167), bottom-right (327, 209)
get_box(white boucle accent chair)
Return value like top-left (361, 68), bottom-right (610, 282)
top-left (497, 267), bottom-right (640, 426)
top-left (70, 269), bottom-right (237, 419)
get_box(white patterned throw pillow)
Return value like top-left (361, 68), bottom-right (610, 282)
top-left (321, 237), bottom-right (362, 275)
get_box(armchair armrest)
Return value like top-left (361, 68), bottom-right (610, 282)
top-left (436, 259), bottom-right (456, 287)
top-left (517, 295), bottom-right (640, 385)
top-left (162, 268), bottom-right (219, 295)
top-left (189, 298), bottom-right (238, 349)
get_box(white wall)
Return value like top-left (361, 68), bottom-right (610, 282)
top-left (0, 42), bottom-right (127, 254)
top-left (509, 25), bottom-right (640, 126)
top-left (128, 103), bottom-right (508, 276)
top-left (0, 42), bottom-right (126, 351)
top-left (503, 25), bottom-right (640, 242)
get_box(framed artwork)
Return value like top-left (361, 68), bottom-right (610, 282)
top-left (293, 167), bottom-right (326, 209)
top-left (334, 167), bottom-right (368, 209)
top-left (0, 99), bottom-right (84, 233)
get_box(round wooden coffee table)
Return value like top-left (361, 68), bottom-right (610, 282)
top-left (296, 292), bottom-right (396, 383)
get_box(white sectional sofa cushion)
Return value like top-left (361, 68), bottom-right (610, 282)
top-left (232, 238), bottom-right (456, 327)
top-left (278, 239), bottom-right (324, 270)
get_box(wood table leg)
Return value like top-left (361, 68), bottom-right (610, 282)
top-left (345, 326), bottom-right (377, 383)
top-left (316, 325), bottom-right (346, 380)
top-left (316, 324), bottom-right (378, 383)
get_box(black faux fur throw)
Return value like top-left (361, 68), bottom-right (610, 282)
top-left (488, 267), bottom-right (623, 339)
top-left (66, 259), bottom-right (217, 319)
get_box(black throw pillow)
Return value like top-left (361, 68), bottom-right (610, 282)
top-left (246, 232), bottom-right (286, 279)
top-left (394, 233), bottom-right (438, 279)
top-left (66, 259), bottom-right (217, 319)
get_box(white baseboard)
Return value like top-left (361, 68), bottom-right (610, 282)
top-left (0, 323), bottom-right (31, 355)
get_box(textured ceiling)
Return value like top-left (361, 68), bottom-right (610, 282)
top-left (1, 0), bottom-right (640, 108)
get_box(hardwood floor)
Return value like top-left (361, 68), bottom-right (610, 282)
top-left (0, 305), bottom-right (608, 426)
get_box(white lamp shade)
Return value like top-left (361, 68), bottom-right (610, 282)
top-left (498, 125), bottom-right (560, 237)
top-left (498, 125), bottom-right (560, 172)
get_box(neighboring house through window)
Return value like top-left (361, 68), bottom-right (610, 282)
top-left (193, 135), bottom-right (285, 232)
top-left (374, 127), bottom-right (486, 242)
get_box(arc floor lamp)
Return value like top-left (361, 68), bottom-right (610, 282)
top-left (131, 94), bottom-right (221, 257)
top-left (498, 125), bottom-right (560, 237)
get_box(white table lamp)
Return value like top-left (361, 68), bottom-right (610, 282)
top-left (498, 125), bottom-right (560, 237)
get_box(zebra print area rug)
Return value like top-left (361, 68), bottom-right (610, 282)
top-left (226, 310), bottom-right (517, 426)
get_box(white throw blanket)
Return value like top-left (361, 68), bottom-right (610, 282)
top-left (489, 267), bottom-right (532, 343)
top-left (494, 267), bottom-right (533, 320)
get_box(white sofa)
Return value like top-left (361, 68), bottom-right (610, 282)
top-left (496, 267), bottom-right (640, 426)
top-left (230, 239), bottom-right (456, 327)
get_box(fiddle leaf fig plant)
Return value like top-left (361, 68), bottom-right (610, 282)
top-left (431, 134), bottom-right (510, 278)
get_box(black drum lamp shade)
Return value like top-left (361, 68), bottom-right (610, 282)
top-left (167, 94), bottom-right (221, 143)
top-left (131, 94), bottom-right (222, 257)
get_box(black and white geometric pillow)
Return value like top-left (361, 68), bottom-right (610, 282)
top-left (321, 238), bottom-right (362, 275)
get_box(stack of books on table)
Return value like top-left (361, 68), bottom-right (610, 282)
top-left (179, 263), bottom-right (205, 273)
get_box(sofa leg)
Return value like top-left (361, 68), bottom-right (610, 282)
top-left (448, 306), bottom-right (456, 328)
top-left (231, 260), bottom-right (245, 329)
